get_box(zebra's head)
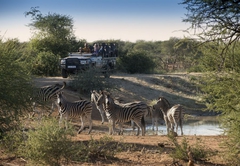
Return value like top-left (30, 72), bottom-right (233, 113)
top-left (56, 92), bottom-right (63, 106)
top-left (105, 94), bottom-right (114, 109)
top-left (155, 96), bottom-right (171, 114)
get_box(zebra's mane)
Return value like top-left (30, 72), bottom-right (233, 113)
top-left (158, 96), bottom-right (171, 108)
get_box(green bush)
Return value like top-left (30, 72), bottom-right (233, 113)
top-left (1, 118), bottom-right (126, 165)
top-left (168, 135), bottom-right (210, 162)
top-left (19, 118), bottom-right (76, 166)
top-left (117, 50), bottom-right (155, 74)
top-left (32, 51), bottom-right (60, 76)
top-left (1, 128), bottom-right (27, 154)
top-left (69, 68), bottom-right (115, 95)
top-left (0, 39), bottom-right (33, 135)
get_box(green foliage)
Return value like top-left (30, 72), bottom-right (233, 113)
top-left (32, 51), bottom-right (60, 76)
top-left (69, 68), bottom-right (115, 95)
top-left (1, 128), bottom-right (27, 154)
top-left (181, 0), bottom-right (240, 53)
top-left (181, 2), bottom-right (240, 163)
top-left (19, 118), bottom-right (76, 166)
top-left (25, 7), bottom-right (74, 58)
top-left (168, 135), bottom-right (209, 162)
top-left (1, 118), bottom-right (125, 165)
top-left (0, 39), bottom-right (33, 134)
top-left (117, 50), bottom-right (155, 74)
top-left (198, 72), bottom-right (240, 165)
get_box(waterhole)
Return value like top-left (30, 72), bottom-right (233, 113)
top-left (124, 116), bottom-right (223, 136)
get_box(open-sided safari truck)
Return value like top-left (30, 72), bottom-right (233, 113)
top-left (60, 43), bottom-right (117, 78)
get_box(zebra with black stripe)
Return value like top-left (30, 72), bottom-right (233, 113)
top-left (95, 90), bottom-right (152, 128)
top-left (31, 82), bottom-right (66, 118)
top-left (97, 93), bottom-right (146, 136)
top-left (153, 96), bottom-right (184, 135)
top-left (57, 92), bottom-right (92, 134)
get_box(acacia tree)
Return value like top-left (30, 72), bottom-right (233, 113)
top-left (25, 7), bottom-right (74, 57)
top-left (181, 0), bottom-right (240, 164)
top-left (25, 7), bottom-right (76, 76)
top-left (182, 0), bottom-right (240, 70)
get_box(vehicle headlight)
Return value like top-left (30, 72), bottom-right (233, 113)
top-left (61, 59), bottom-right (66, 65)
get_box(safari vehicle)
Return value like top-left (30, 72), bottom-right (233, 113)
top-left (60, 43), bottom-right (117, 78)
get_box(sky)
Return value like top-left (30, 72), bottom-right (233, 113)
top-left (0, 0), bottom-right (190, 42)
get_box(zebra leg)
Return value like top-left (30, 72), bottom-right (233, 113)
top-left (152, 117), bottom-right (155, 131)
top-left (133, 120), bottom-right (142, 136)
top-left (179, 117), bottom-right (183, 135)
top-left (87, 115), bottom-right (93, 134)
top-left (59, 113), bottom-right (66, 129)
top-left (118, 123), bottom-right (124, 135)
top-left (108, 119), bottom-right (114, 135)
top-left (163, 115), bottom-right (169, 134)
top-left (30, 102), bottom-right (36, 118)
top-left (155, 118), bottom-right (159, 131)
top-left (134, 121), bottom-right (140, 136)
top-left (78, 116), bottom-right (85, 134)
top-left (112, 119), bottom-right (116, 135)
top-left (131, 120), bottom-right (136, 130)
top-left (31, 102), bottom-right (42, 119)
top-left (47, 102), bottom-right (56, 116)
top-left (141, 116), bottom-right (146, 136)
top-left (97, 106), bottom-right (105, 124)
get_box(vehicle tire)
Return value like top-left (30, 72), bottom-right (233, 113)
top-left (61, 69), bottom-right (68, 78)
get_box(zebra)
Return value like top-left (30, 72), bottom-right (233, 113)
top-left (97, 93), bottom-right (146, 136)
top-left (96, 90), bottom-right (151, 131)
top-left (31, 81), bottom-right (66, 118)
top-left (57, 92), bottom-right (93, 134)
top-left (153, 96), bottom-right (184, 135)
top-left (90, 90), bottom-right (105, 124)
top-left (151, 104), bottom-right (164, 131)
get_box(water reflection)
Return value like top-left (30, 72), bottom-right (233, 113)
top-left (146, 116), bottom-right (224, 136)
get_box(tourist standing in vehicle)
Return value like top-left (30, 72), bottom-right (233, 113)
top-left (82, 43), bottom-right (91, 53)
top-left (93, 43), bottom-right (100, 56)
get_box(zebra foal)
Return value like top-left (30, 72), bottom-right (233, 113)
top-left (153, 96), bottom-right (184, 135)
top-left (57, 92), bottom-right (93, 134)
top-left (97, 93), bottom-right (146, 136)
top-left (31, 82), bottom-right (66, 118)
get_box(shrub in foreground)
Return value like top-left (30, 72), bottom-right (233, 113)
top-left (168, 135), bottom-right (212, 162)
top-left (19, 118), bottom-right (76, 166)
